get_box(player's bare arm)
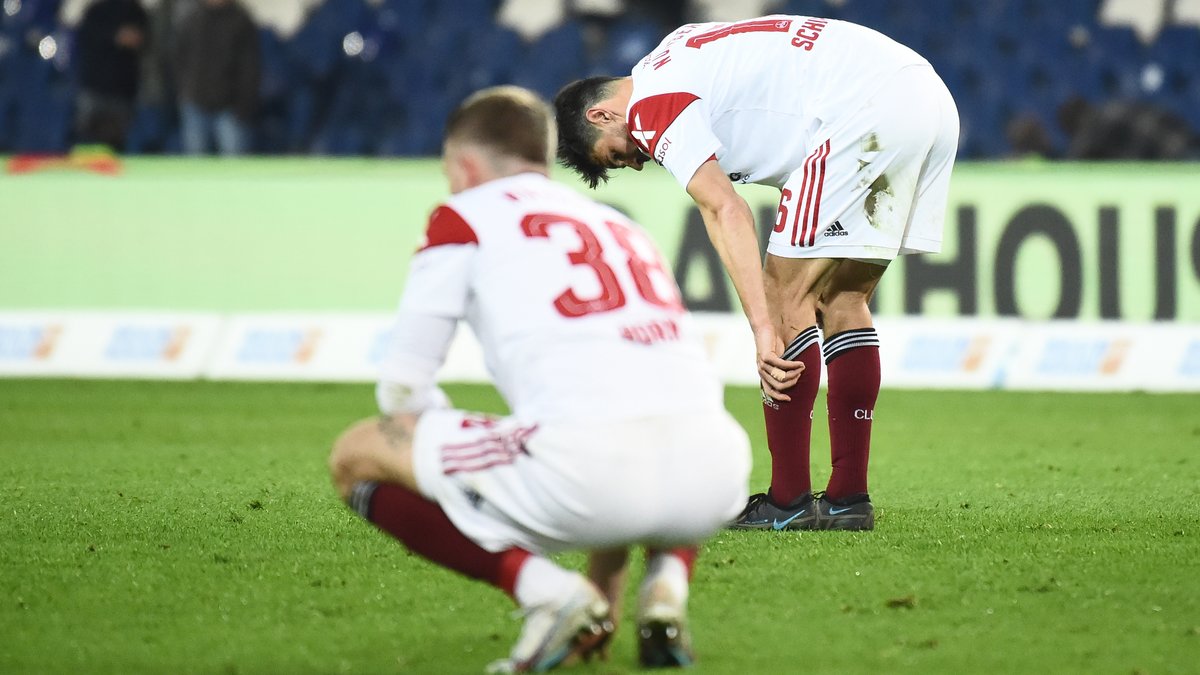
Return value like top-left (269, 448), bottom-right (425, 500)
top-left (686, 160), bottom-right (803, 399)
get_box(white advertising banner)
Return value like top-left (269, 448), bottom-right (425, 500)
top-left (0, 311), bottom-right (1196, 392)
top-left (0, 312), bottom-right (221, 379)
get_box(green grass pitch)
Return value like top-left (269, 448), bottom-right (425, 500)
top-left (1, 379), bottom-right (1197, 674)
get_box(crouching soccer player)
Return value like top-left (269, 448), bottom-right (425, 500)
top-left (328, 86), bottom-right (750, 672)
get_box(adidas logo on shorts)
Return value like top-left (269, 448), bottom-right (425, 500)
top-left (823, 221), bottom-right (848, 237)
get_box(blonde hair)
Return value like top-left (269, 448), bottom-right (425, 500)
top-left (444, 86), bottom-right (556, 168)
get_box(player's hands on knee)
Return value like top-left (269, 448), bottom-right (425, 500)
top-left (755, 327), bottom-right (804, 401)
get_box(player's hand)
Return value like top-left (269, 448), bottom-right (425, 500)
top-left (755, 326), bottom-right (804, 402)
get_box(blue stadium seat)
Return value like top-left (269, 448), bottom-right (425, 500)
top-left (513, 20), bottom-right (587, 101)
top-left (595, 18), bottom-right (663, 75)
top-left (124, 104), bottom-right (171, 154)
top-left (1146, 26), bottom-right (1200, 102)
top-left (258, 29), bottom-right (294, 106)
top-left (15, 84), bottom-right (72, 152)
top-left (4, 0), bottom-right (1184, 158)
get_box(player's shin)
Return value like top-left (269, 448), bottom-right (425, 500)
top-left (763, 326), bottom-right (821, 504)
top-left (346, 480), bottom-right (530, 598)
top-left (638, 547), bottom-right (697, 667)
top-left (822, 328), bottom-right (881, 499)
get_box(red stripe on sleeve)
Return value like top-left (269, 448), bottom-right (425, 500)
top-left (418, 206), bottom-right (478, 252)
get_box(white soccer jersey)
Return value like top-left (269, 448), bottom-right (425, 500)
top-left (398, 172), bottom-right (724, 422)
top-left (627, 15), bottom-right (929, 189)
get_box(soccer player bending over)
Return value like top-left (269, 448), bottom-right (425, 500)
top-left (555, 14), bottom-right (960, 530)
top-left (329, 86), bottom-right (750, 672)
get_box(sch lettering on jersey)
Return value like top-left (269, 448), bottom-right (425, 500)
top-left (791, 17), bottom-right (829, 50)
top-left (418, 205), bottom-right (479, 252)
top-left (628, 93), bottom-right (701, 158)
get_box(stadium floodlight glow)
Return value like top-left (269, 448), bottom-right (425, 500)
top-left (1140, 62), bottom-right (1164, 93)
top-left (3, 0), bottom-right (20, 17)
top-left (37, 35), bottom-right (56, 60)
top-left (343, 31), bottom-right (364, 57)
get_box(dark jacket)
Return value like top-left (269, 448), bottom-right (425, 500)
top-left (76, 0), bottom-right (148, 100)
top-left (174, 1), bottom-right (260, 120)
top-left (1064, 100), bottom-right (1198, 161)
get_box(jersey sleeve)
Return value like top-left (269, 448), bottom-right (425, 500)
top-left (374, 311), bottom-right (455, 415)
top-left (629, 92), bottom-right (722, 189)
top-left (398, 205), bottom-right (477, 318)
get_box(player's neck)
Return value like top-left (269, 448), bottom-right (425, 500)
top-left (609, 77), bottom-right (634, 113)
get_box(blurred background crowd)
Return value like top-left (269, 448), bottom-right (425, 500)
top-left (1, 0), bottom-right (1198, 160)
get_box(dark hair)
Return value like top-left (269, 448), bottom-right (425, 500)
top-left (444, 86), bottom-right (552, 166)
top-left (553, 76), bottom-right (623, 189)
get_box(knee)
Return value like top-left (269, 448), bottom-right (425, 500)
top-left (818, 289), bottom-right (870, 315)
top-left (817, 291), bottom-right (873, 334)
top-left (328, 418), bottom-right (379, 501)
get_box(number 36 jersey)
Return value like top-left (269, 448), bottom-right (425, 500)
top-left (399, 172), bottom-right (724, 423)
top-left (628, 15), bottom-right (929, 189)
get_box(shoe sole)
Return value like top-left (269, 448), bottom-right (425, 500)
top-left (521, 599), bottom-right (614, 672)
top-left (728, 517), bottom-right (818, 531)
top-left (638, 619), bottom-right (694, 668)
top-left (812, 508), bottom-right (875, 531)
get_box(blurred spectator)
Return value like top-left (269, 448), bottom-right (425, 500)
top-left (498, 0), bottom-right (566, 41)
top-left (1006, 113), bottom-right (1057, 159)
top-left (133, 0), bottom-right (197, 153)
top-left (140, 0), bottom-right (195, 108)
top-left (1100, 0), bottom-right (1166, 43)
top-left (74, 0), bottom-right (149, 151)
top-left (687, 0), bottom-right (783, 22)
top-left (1057, 95), bottom-right (1199, 160)
top-left (174, 0), bottom-right (260, 155)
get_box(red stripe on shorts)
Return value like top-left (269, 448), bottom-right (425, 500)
top-left (790, 149), bottom-right (813, 246)
top-left (441, 425), bottom-right (538, 475)
top-left (796, 141), bottom-right (829, 247)
top-left (808, 140), bottom-right (830, 247)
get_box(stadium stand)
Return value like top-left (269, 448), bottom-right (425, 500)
top-left (0, 0), bottom-right (1196, 158)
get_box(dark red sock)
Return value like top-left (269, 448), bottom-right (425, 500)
top-left (648, 546), bottom-right (698, 580)
top-left (823, 328), bottom-right (881, 499)
top-left (763, 326), bottom-right (821, 505)
top-left (355, 481), bottom-right (530, 598)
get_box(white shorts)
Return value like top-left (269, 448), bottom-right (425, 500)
top-left (767, 65), bottom-right (960, 261)
top-left (411, 409), bottom-right (751, 554)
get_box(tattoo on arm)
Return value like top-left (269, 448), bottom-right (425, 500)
top-left (377, 415), bottom-right (412, 449)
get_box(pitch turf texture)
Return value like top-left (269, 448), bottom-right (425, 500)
top-left (2, 380), bottom-right (1197, 674)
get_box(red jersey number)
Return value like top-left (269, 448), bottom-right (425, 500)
top-left (521, 213), bottom-right (625, 318)
top-left (685, 18), bottom-right (793, 48)
top-left (520, 213), bottom-right (683, 318)
top-left (605, 218), bottom-right (684, 312)
top-left (684, 17), bottom-right (828, 51)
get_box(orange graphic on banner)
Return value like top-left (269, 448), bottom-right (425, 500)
top-left (1099, 339), bottom-right (1130, 374)
top-left (294, 329), bottom-right (322, 363)
top-left (960, 336), bottom-right (991, 372)
top-left (33, 325), bottom-right (63, 359)
top-left (162, 327), bottom-right (192, 361)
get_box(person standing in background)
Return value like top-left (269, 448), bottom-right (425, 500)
top-left (74, 0), bottom-right (149, 151)
top-left (173, 0), bottom-right (259, 155)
